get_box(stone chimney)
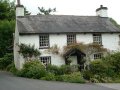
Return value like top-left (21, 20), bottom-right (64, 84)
top-left (16, 0), bottom-right (24, 17)
top-left (96, 5), bottom-right (108, 17)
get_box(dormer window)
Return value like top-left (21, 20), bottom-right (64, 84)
top-left (39, 34), bottom-right (49, 48)
top-left (93, 34), bottom-right (102, 45)
top-left (67, 34), bottom-right (76, 45)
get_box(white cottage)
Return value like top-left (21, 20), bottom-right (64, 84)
top-left (14, 1), bottom-right (120, 69)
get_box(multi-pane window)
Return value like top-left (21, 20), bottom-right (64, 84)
top-left (39, 34), bottom-right (49, 48)
top-left (93, 34), bottom-right (102, 45)
top-left (67, 34), bottom-right (76, 45)
top-left (40, 56), bottom-right (51, 66)
top-left (118, 35), bottom-right (120, 45)
top-left (94, 53), bottom-right (103, 59)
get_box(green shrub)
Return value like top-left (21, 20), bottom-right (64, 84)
top-left (89, 59), bottom-right (115, 77)
top-left (61, 72), bottom-right (85, 83)
top-left (103, 52), bottom-right (120, 73)
top-left (46, 64), bottom-right (60, 75)
top-left (17, 60), bottom-right (46, 79)
top-left (55, 75), bottom-right (63, 81)
top-left (46, 64), bottom-right (79, 75)
top-left (41, 72), bottom-right (56, 81)
top-left (82, 70), bottom-right (93, 80)
top-left (0, 53), bottom-right (13, 70)
top-left (9, 64), bottom-right (18, 75)
top-left (89, 75), bottom-right (113, 83)
top-left (90, 60), bottom-right (107, 75)
top-left (6, 62), bottom-right (15, 71)
top-left (60, 65), bottom-right (79, 74)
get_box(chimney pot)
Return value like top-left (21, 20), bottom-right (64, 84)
top-left (17, 0), bottom-right (20, 5)
top-left (100, 5), bottom-right (103, 8)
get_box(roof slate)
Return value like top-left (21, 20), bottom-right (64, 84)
top-left (17, 15), bottom-right (120, 34)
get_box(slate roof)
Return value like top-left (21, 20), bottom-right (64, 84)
top-left (17, 15), bottom-right (120, 34)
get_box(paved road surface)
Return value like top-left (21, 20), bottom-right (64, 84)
top-left (97, 83), bottom-right (120, 90)
top-left (0, 71), bottom-right (116, 90)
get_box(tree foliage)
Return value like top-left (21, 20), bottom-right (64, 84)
top-left (0, 0), bottom-right (15, 20)
top-left (24, 7), bottom-right (31, 15)
top-left (110, 18), bottom-right (120, 29)
top-left (38, 7), bottom-right (56, 15)
top-left (0, 20), bottom-right (15, 57)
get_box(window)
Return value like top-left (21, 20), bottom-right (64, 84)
top-left (93, 34), bottom-right (102, 45)
top-left (39, 34), bottom-right (49, 48)
top-left (118, 35), bottom-right (120, 45)
top-left (94, 53), bottom-right (103, 59)
top-left (67, 34), bottom-right (76, 45)
top-left (40, 56), bottom-right (51, 66)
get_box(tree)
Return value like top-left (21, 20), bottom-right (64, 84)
top-left (37, 7), bottom-right (56, 15)
top-left (24, 7), bottom-right (31, 15)
top-left (110, 18), bottom-right (120, 29)
top-left (0, 20), bottom-right (15, 57)
top-left (0, 0), bottom-right (15, 20)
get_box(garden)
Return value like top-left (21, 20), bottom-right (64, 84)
top-left (1, 51), bottom-right (120, 83)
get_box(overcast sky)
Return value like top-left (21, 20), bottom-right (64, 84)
top-left (14, 0), bottom-right (120, 24)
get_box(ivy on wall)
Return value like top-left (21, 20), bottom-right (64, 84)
top-left (18, 43), bottom-right (41, 61)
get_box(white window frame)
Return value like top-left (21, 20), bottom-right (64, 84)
top-left (93, 53), bottom-right (103, 60)
top-left (118, 35), bottom-right (120, 45)
top-left (40, 56), bottom-right (51, 66)
top-left (93, 34), bottom-right (102, 45)
top-left (39, 34), bottom-right (49, 48)
top-left (67, 34), bottom-right (76, 45)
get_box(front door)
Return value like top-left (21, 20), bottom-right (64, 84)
top-left (77, 55), bottom-right (85, 71)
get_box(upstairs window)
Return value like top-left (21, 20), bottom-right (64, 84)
top-left (93, 34), bottom-right (102, 45)
top-left (94, 53), bottom-right (103, 60)
top-left (39, 34), bottom-right (49, 48)
top-left (40, 56), bottom-right (51, 66)
top-left (67, 34), bottom-right (76, 45)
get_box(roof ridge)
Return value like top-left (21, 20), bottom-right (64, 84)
top-left (17, 15), bottom-right (99, 18)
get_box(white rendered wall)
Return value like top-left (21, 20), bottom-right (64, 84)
top-left (19, 34), bottom-right (66, 66)
top-left (49, 34), bottom-right (67, 52)
top-left (19, 35), bottom-right (39, 48)
top-left (76, 34), bottom-right (93, 44)
top-left (102, 33), bottom-right (119, 51)
top-left (14, 22), bottom-right (20, 69)
top-left (18, 33), bottom-right (120, 68)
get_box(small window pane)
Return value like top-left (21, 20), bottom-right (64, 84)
top-left (93, 34), bottom-right (102, 45)
top-left (39, 34), bottom-right (49, 48)
top-left (94, 53), bottom-right (103, 59)
top-left (67, 34), bottom-right (76, 45)
top-left (40, 56), bottom-right (51, 66)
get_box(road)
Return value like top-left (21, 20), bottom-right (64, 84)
top-left (0, 71), bottom-right (116, 90)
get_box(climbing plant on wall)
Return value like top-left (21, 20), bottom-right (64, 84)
top-left (18, 43), bottom-right (41, 61)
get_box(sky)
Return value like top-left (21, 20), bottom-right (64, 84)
top-left (14, 0), bottom-right (120, 24)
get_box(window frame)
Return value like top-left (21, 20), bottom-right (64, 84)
top-left (93, 53), bottom-right (103, 60)
top-left (39, 56), bottom-right (51, 66)
top-left (39, 34), bottom-right (50, 49)
top-left (67, 34), bottom-right (76, 45)
top-left (118, 35), bottom-right (120, 45)
top-left (93, 34), bottom-right (102, 45)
